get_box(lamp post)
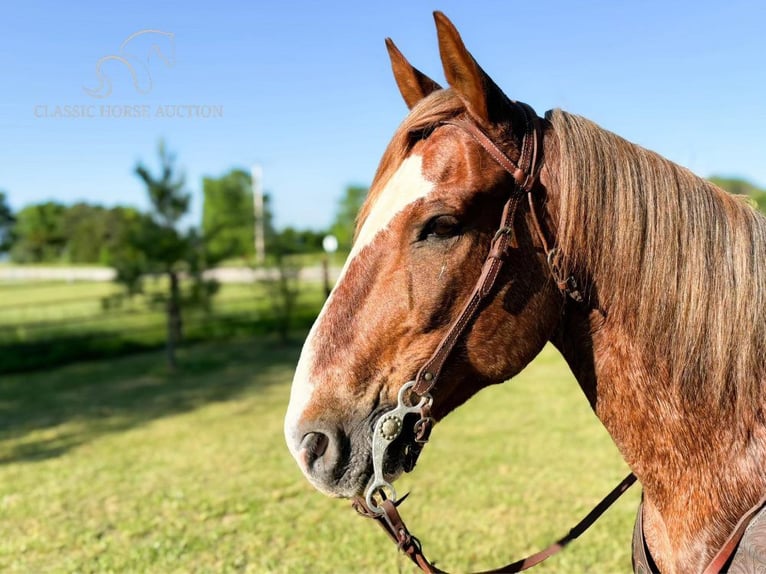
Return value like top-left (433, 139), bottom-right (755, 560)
top-left (321, 234), bottom-right (338, 299)
top-left (251, 164), bottom-right (265, 265)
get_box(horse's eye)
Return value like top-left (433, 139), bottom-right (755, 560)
top-left (422, 215), bottom-right (461, 240)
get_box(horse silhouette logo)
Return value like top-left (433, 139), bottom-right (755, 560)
top-left (83, 30), bottom-right (175, 99)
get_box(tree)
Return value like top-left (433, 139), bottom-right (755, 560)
top-left (202, 169), bottom-right (255, 262)
top-left (61, 203), bottom-right (111, 263)
top-left (129, 141), bottom-right (194, 370)
top-left (0, 191), bottom-right (15, 254)
top-left (710, 176), bottom-right (766, 214)
top-left (272, 227), bottom-right (324, 255)
top-left (10, 201), bottom-right (146, 264)
top-left (262, 249), bottom-right (302, 343)
top-left (100, 206), bottom-right (146, 266)
top-left (710, 176), bottom-right (762, 197)
top-left (329, 185), bottom-right (368, 251)
top-left (10, 201), bottom-right (67, 262)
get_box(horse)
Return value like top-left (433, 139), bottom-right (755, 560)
top-left (284, 11), bottom-right (766, 573)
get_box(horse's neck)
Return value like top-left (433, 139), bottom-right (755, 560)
top-left (551, 304), bottom-right (766, 573)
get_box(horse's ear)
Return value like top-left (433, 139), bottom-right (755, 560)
top-left (434, 11), bottom-right (509, 125)
top-left (385, 38), bottom-right (442, 109)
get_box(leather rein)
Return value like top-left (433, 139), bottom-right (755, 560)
top-left (352, 101), bottom-right (636, 573)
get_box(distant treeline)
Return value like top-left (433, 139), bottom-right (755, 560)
top-left (709, 176), bottom-right (766, 213)
top-left (0, 169), bottom-right (340, 265)
top-left (6, 200), bottom-right (327, 265)
top-left (9, 202), bottom-right (142, 264)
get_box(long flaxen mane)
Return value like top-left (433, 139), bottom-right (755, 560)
top-left (548, 109), bottom-right (766, 417)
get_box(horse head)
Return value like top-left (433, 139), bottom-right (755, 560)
top-left (285, 12), bottom-right (563, 498)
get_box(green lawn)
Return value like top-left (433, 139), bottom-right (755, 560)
top-left (0, 280), bottom-right (325, 373)
top-left (0, 280), bottom-right (310, 327)
top-left (0, 337), bottom-right (638, 573)
top-left (0, 281), bottom-right (122, 324)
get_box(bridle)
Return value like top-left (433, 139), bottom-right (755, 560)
top-left (363, 102), bottom-right (555, 514)
top-left (352, 100), bottom-right (636, 573)
top-left (348, 99), bottom-right (765, 573)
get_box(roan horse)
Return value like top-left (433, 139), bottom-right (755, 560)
top-left (285, 12), bottom-right (766, 573)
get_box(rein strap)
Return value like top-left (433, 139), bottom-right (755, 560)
top-left (353, 473), bottom-right (637, 574)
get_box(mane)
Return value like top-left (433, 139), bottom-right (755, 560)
top-left (356, 90), bottom-right (464, 233)
top-left (548, 109), bottom-right (766, 415)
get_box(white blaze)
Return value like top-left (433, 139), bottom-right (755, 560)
top-left (284, 155), bottom-right (435, 459)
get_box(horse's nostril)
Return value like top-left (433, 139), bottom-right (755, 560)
top-left (300, 431), bottom-right (330, 467)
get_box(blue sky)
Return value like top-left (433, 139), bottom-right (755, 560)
top-left (1, 1), bottom-right (764, 230)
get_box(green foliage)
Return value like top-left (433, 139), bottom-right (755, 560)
top-left (8, 201), bottom-right (144, 265)
top-left (0, 191), bottom-right (14, 253)
top-left (710, 175), bottom-right (766, 214)
top-left (0, 280), bottom-right (325, 373)
top-left (126, 140), bottom-right (197, 279)
top-left (2, 173), bottom-right (333, 268)
top-left (128, 141), bottom-right (203, 369)
top-left (260, 254), bottom-right (303, 343)
top-left (135, 140), bottom-right (190, 228)
top-left (202, 169), bottom-right (255, 262)
top-left (271, 227), bottom-right (325, 255)
top-left (65, 204), bottom-right (145, 264)
top-left (201, 175), bottom-right (322, 260)
top-left (10, 201), bottom-right (67, 262)
top-left (107, 210), bottom-right (163, 294)
top-left (260, 193), bottom-right (277, 254)
top-left (60, 203), bottom-right (109, 263)
top-left (709, 176), bottom-right (763, 196)
top-left (329, 184), bottom-right (368, 251)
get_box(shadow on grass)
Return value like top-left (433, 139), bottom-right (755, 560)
top-left (0, 334), bottom-right (305, 464)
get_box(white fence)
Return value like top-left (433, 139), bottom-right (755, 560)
top-left (0, 265), bottom-right (340, 284)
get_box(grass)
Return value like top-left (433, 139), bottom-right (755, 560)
top-left (0, 336), bottom-right (638, 573)
top-left (0, 280), bottom-right (325, 373)
top-left (0, 280), bottom-right (311, 327)
top-left (0, 281), bottom-right (122, 324)
top-left (216, 251), bottom-right (348, 269)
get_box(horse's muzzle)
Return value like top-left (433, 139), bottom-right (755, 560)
top-left (290, 419), bottom-right (376, 498)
